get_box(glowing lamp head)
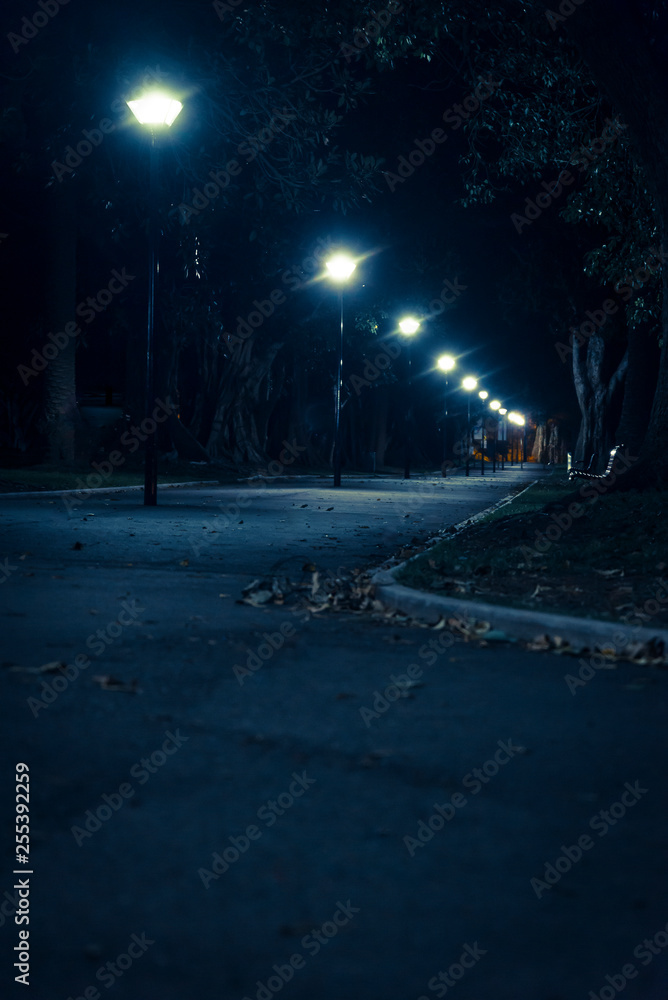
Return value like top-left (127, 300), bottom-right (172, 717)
top-left (325, 254), bottom-right (357, 283)
top-left (399, 317), bottom-right (420, 336)
top-left (499, 408), bottom-right (507, 415)
top-left (490, 400), bottom-right (501, 411)
top-left (508, 411), bottom-right (525, 425)
top-left (462, 376), bottom-right (478, 391)
top-left (479, 390), bottom-right (489, 400)
top-left (437, 354), bottom-right (456, 372)
top-left (127, 91), bottom-right (183, 126)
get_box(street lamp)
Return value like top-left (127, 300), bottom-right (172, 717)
top-left (478, 391), bottom-right (489, 475)
top-left (489, 400), bottom-right (501, 472)
top-left (127, 90), bottom-right (183, 506)
top-left (508, 412), bottom-right (520, 464)
top-left (398, 317), bottom-right (421, 480)
top-left (499, 408), bottom-right (507, 468)
top-left (437, 354), bottom-right (456, 476)
top-left (508, 412), bottom-right (526, 467)
top-left (325, 253), bottom-right (357, 487)
top-left (461, 376), bottom-right (477, 477)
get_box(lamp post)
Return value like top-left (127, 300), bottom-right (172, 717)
top-left (437, 353), bottom-right (456, 476)
top-left (489, 400), bottom-right (501, 473)
top-left (461, 376), bottom-right (477, 477)
top-left (499, 408), bottom-right (507, 468)
top-left (127, 90), bottom-right (183, 506)
top-left (508, 412), bottom-right (524, 467)
top-left (509, 412), bottom-right (526, 467)
top-left (325, 253), bottom-right (357, 487)
top-left (398, 317), bottom-right (421, 479)
top-left (478, 390), bottom-right (488, 475)
top-left (523, 418), bottom-right (527, 466)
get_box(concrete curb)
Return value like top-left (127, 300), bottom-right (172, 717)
top-left (370, 492), bottom-right (668, 653)
top-left (370, 572), bottom-right (668, 650)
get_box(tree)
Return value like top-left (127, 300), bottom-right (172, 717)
top-left (0, 0), bottom-right (387, 465)
top-left (358, 0), bottom-right (668, 480)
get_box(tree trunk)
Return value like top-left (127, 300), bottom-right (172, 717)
top-left (284, 357), bottom-right (309, 464)
top-left (616, 319), bottom-right (659, 454)
top-left (531, 422), bottom-right (548, 464)
top-left (43, 183), bottom-right (78, 463)
top-left (374, 384), bottom-right (390, 468)
top-left (206, 338), bottom-right (282, 464)
top-left (572, 333), bottom-right (627, 470)
top-left (564, 0), bottom-right (668, 484)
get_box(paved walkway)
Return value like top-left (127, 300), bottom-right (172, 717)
top-left (2, 468), bottom-right (667, 1000)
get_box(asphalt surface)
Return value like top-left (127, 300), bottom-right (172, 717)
top-left (1, 468), bottom-right (668, 1000)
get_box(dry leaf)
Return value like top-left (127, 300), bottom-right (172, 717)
top-left (394, 678), bottom-right (424, 692)
top-left (92, 675), bottom-right (139, 693)
top-left (10, 661), bottom-right (65, 674)
top-left (526, 635), bottom-right (552, 651)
